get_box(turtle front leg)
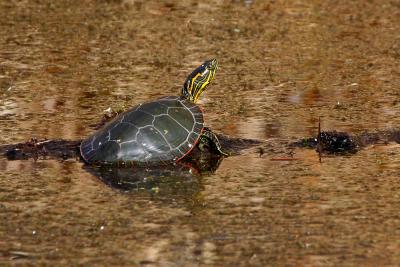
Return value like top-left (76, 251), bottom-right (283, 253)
top-left (198, 127), bottom-right (229, 156)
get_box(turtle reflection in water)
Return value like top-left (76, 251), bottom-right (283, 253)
top-left (85, 155), bottom-right (224, 192)
top-left (80, 59), bottom-right (228, 166)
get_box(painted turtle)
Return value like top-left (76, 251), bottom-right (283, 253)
top-left (80, 59), bottom-right (227, 165)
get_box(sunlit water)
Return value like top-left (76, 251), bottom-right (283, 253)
top-left (1, 1), bottom-right (400, 266)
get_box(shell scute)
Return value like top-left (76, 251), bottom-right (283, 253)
top-left (80, 97), bottom-right (204, 164)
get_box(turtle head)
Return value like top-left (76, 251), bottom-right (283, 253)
top-left (181, 59), bottom-right (218, 103)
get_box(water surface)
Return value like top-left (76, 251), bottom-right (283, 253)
top-left (1, 1), bottom-right (400, 266)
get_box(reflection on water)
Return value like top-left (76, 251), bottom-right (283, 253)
top-left (1, 0), bottom-right (400, 266)
top-left (84, 155), bottom-right (223, 192)
top-left (86, 164), bottom-right (202, 192)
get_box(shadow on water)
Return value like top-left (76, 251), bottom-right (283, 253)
top-left (83, 155), bottom-right (223, 192)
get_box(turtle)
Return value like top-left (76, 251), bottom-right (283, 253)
top-left (79, 59), bottom-right (228, 166)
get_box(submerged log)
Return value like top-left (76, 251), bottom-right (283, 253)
top-left (1, 129), bottom-right (400, 162)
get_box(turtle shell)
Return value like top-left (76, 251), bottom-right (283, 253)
top-left (80, 96), bottom-right (204, 165)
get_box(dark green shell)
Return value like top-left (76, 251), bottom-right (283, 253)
top-left (80, 96), bottom-right (204, 165)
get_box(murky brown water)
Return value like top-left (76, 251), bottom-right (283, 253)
top-left (1, 0), bottom-right (400, 266)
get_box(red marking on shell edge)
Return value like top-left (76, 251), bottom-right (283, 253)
top-left (176, 161), bottom-right (200, 175)
top-left (176, 127), bottom-right (204, 163)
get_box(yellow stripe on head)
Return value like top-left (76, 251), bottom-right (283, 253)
top-left (181, 59), bottom-right (218, 103)
top-left (193, 68), bottom-right (216, 102)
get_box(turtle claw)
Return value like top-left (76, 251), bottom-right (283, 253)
top-left (223, 152), bottom-right (229, 157)
top-left (219, 150), bottom-right (229, 157)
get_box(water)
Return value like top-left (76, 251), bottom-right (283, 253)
top-left (1, 1), bottom-right (400, 266)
